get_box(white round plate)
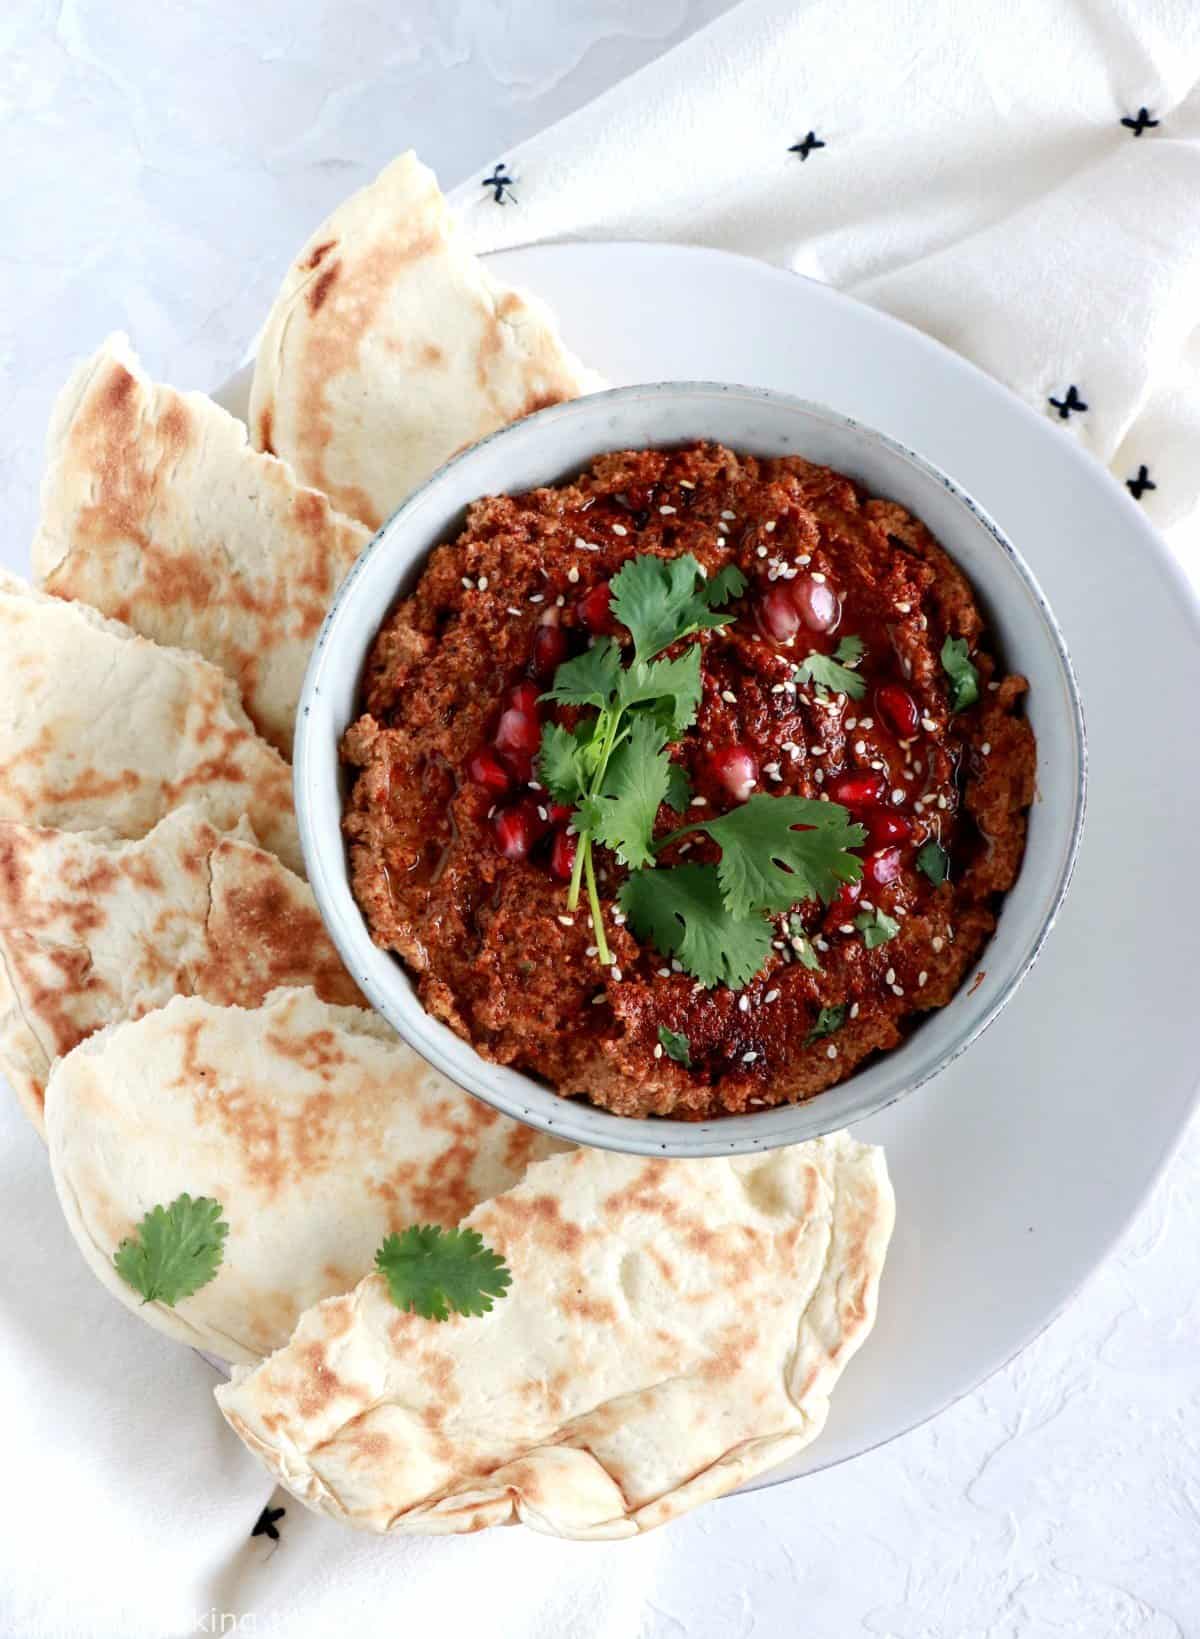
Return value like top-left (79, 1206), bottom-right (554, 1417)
top-left (211, 240), bottom-right (1199, 1489)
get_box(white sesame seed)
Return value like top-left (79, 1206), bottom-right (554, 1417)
top-left (845, 717), bottom-right (858, 730)
top-left (850, 1002), bottom-right (860, 1019)
top-left (765, 989), bottom-right (780, 1003)
top-left (860, 717), bottom-right (874, 730)
top-left (487, 805), bottom-right (496, 819)
top-left (756, 545), bottom-right (768, 558)
top-left (697, 563), bottom-right (708, 579)
top-left (892, 788), bottom-right (906, 805)
top-left (461, 576), bottom-right (475, 590)
top-left (918, 971), bottom-right (928, 987)
top-left (885, 967), bottom-right (896, 985)
top-left (529, 780), bottom-right (542, 791)
top-left (765, 520), bottom-right (777, 532)
top-left (611, 966), bottom-right (623, 981)
top-left (771, 682), bottom-right (786, 695)
top-left (671, 959), bottom-right (683, 972)
top-left (537, 806), bottom-right (548, 821)
top-left (861, 899), bottom-right (874, 911)
top-left (679, 480), bottom-right (695, 489)
top-left (988, 680), bottom-right (1000, 692)
top-left (507, 606), bottom-right (521, 616)
top-left (659, 505), bottom-right (677, 515)
top-left (721, 689), bottom-right (738, 704)
top-left (932, 936), bottom-right (944, 953)
top-left (814, 768), bottom-right (825, 784)
top-left (658, 967), bottom-right (671, 977)
top-left (811, 571), bottom-right (827, 584)
top-left (557, 914), bottom-right (573, 927)
top-left (574, 535), bottom-right (598, 551)
top-left (839, 922), bottom-right (854, 934)
top-left (586, 945), bottom-right (598, 957)
top-left (855, 739), bottom-right (867, 755)
top-left (815, 937), bottom-right (829, 952)
top-left (611, 523), bottom-right (628, 536)
top-left (612, 911), bottom-right (626, 926)
top-left (690, 796), bottom-right (708, 807)
top-left (529, 593), bottom-right (544, 604)
top-left (895, 601), bottom-right (911, 613)
top-left (717, 522), bottom-right (729, 535)
top-left (721, 510), bottom-right (736, 520)
top-left (826, 1044), bottom-right (838, 1059)
top-left (921, 717), bottom-right (937, 732)
top-left (937, 795), bottom-right (948, 810)
top-left (981, 741), bottom-right (992, 756)
top-left (591, 992), bottom-right (606, 1005)
top-left (743, 1050), bottom-right (759, 1064)
top-left (567, 566), bottom-right (580, 584)
top-left (870, 759), bottom-right (884, 771)
top-left (892, 983), bottom-right (905, 997)
top-left (654, 1043), bottom-right (664, 1059)
top-left (738, 994), bottom-right (751, 1013)
top-left (798, 553), bottom-right (812, 565)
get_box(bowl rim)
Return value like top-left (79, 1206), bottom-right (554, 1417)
top-left (294, 380), bottom-right (1087, 1158)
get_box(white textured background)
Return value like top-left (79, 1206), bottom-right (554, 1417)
top-left (2, 3), bottom-right (1198, 1634)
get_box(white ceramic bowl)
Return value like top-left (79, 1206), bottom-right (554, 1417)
top-left (295, 383), bottom-right (1085, 1158)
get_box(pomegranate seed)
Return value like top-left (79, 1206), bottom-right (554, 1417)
top-left (828, 770), bottom-right (886, 809)
top-left (758, 584), bottom-right (801, 641)
top-left (709, 744), bottom-right (758, 802)
top-left (865, 846), bottom-right (903, 888)
top-left (507, 680), bottom-right (542, 716)
top-left (531, 623), bottom-right (568, 679)
top-left (547, 803), bottom-right (572, 825)
top-left (863, 809), bottom-right (911, 847)
top-left (577, 581), bottom-right (615, 634)
top-left (492, 804), bottom-right (536, 861)
top-left (466, 746), bottom-right (510, 796)
top-left (548, 827), bottom-right (577, 881)
top-left (877, 682), bottom-right (920, 739)
top-left (792, 577), bottom-right (841, 633)
top-left (827, 878), bottom-right (862, 920)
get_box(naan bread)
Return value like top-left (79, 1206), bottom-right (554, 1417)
top-left (0, 574), bottom-right (299, 871)
top-left (33, 335), bottom-right (370, 756)
top-left (216, 1135), bottom-right (893, 1538)
top-left (0, 807), bottom-right (359, 1133)
top-left (249, 150), bottom-right (598, 530)
top-left (46, 988), bottom-right (563, 1364)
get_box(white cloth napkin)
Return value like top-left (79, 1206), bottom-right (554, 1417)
top-left (452, 0), bottom-right (1200, 550)
top-left (5, 2), bottom-right (1197, 1635)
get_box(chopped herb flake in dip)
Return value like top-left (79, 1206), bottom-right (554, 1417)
top-left (342, 443), bottom-right (1035, 1119)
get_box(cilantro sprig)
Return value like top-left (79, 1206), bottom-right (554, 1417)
top-left (537, 551), bottom-right (866, 988)
top-left (113, 1194), bottom-right (228, 1307)
top-left (375, 1225), bottom-right (511, 1322)
top-left (537, 553), bottom-right (742, 963)
top-left (804, 1005), bottom-right (847, 1046)
top-left (657, 1025), bottom-right (692, 1067)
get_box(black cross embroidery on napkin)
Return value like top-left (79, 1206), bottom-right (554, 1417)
top-left (483, 163), bottom-right (517, 204)
top-left (1126, 465), bottom-right (1157, 500)
top-left (1121, 108), bottom-right (1159, 136)
top-left (789, 132), bottom-right (826, 161)
top-left (251, 1505), bottom-right (285, 1542)
top-left (1048, 385), bottom-right (1087, 419)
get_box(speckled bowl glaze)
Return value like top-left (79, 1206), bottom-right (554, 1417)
top-left (294, 383), bottom-right (1085, 1158)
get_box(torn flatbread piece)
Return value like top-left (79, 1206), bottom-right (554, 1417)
top-left (33, 335), bottom-right (370, 755)
top-left (216, 1135), bottom-right (893, 1538)
top-left (250, 150), bottom-right (599, 530)
top-left (46, 988), bottom-right (563, 1364)
top-left (0, 807), bottom-right (359, 1133)
top-left (0, 574), bottom-right (299, 871)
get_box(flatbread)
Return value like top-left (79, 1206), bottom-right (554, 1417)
top-left (0, 806), bottom-right (359, 1133)
top-left (0, 573), bottom-right (299, 871)
top-left (45, 987), bottom-right (563, 1365)
top-left (249, 150), bottom-right (599, 530)
top-left (33, 335), bottom-right (370, 756)
top-left (216, 1135), bottom-right (894, 1538)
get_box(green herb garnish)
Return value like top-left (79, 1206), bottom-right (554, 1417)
top-left (657, 1025), bottom-right (693, 1067)
top-left (538, 551), bottom-right (866, 988)
top-left (787, 913), bottom-right (822, 971)
top-left (854, 906), bottom-right (901, 949)
top-left (916, 840), bottom-right (949, 885)
top-left (113, 1194), bottom-right (228, 1307)
top-left (794, 634), bottom-right (867, 700)
top-left (375, 1225), bottom-right (511, 1322)
top-left (941, 635), bottom-right (980, 712)
top-left (804, 1004), bottom-right (847, 1046)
